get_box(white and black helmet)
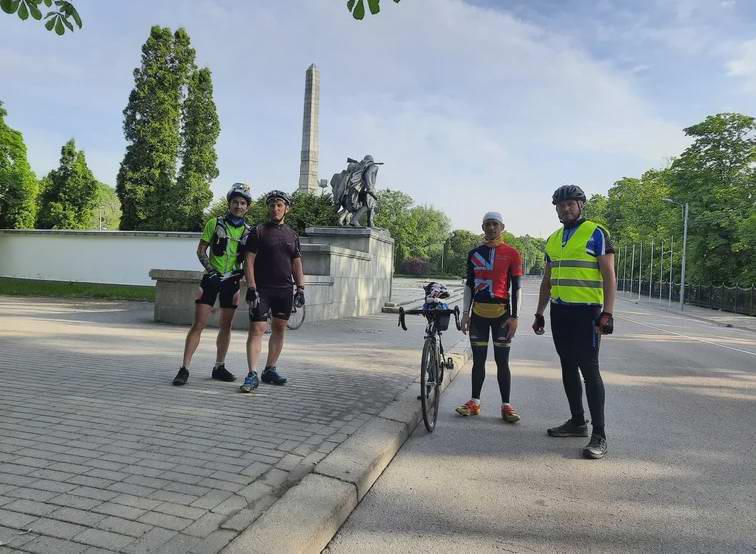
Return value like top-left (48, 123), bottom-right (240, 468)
top-left (227, 182), bottom-right (252, 203)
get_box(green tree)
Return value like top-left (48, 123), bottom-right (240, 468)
top-left (603, 170), bottom-right (676, 244)
top-left (374, 189), bottom-right (415, 265)
top-left (37, 138), bottom-right (98, 229)
top-left (669, 113), bottom-right (755, 284)
top-left (207, 190), bottom-right (337, 235)
top-left (347, 0), bottom-right (400, 20)
top-left (583, 193), bottom-right (609, 227)
top-left (288, 191), bottom-right (338, 234)
top-left (444, 229), bottom-right (481, 276)
top-left (1, 0), bottom-right (81, 35)
top-left (507, 234), bottom-right (546, 275)
top-left (86, 182), bottom-right (121, 230)
top-left (117, 26), bottom-right (197, 231)
top-left (407, 205), bottom-right (451, 264)
top-left (176, 67), bottom-right (219, 231)
top-left (0, 102), bottom-right (38, 228)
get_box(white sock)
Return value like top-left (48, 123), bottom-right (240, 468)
top-left (471, 398), bottom-right (480, 406)
top-left (214, 362), bottom-right (224, 369)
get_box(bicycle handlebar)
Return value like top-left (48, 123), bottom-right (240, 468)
top-left (398, 305), bottom-right (461, 332)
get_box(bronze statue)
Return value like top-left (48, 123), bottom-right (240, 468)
top-left (330, 155), bottom-right (382, 227)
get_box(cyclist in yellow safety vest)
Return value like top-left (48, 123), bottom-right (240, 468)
top-left (532, 185), bottom-right (616, 460)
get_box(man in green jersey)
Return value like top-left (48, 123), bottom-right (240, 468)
top-left (172, 183), bottom-right (252, 386)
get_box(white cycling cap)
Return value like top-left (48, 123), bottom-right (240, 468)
top-left (482, 211), bottom-right (504, 224)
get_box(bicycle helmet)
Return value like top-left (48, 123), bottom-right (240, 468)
top-left (551, 185), bottom-right (586, 205)
top-left (265, 189), bottom-right (293, 206)
top-left (423, 282), bottom-right (451, 304)
top-left (227, 182), bottom-right (252, 203)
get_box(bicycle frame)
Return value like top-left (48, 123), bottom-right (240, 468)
top-left (398, 306), bottom-right (461, 432)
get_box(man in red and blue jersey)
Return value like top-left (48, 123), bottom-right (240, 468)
top-left (456, 211), bottom-right (523, 423)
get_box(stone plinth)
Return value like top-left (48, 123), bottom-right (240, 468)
top-left (150, 227), bottom-right (394, 328)
top-left (301, 227), bottom-right (394, 319)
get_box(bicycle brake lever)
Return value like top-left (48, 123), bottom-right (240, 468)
top-left (398, 308), bottom-right (407, 331)
top-left (453, 305), bottom-right (462, 330)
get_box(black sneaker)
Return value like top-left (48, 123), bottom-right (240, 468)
top-left (547, 419), bottom-right (589, 437)
top-left (172, 367), bottom-right (189, 386)
top-left (261, 367), bottom-right (287, 386)
top-left (583, 434), bottom-right (607, 459)
top-left (211, 364), bottom-right (236, 382)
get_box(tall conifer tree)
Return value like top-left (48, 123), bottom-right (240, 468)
top-left (116, 26), bottom-right (196, 230)
top-left (37, 139), bottom-right (98, 229)
top-left (0, 101), bottom-right (38, 228)
top-left (176, 67), bottom-right (219, 231)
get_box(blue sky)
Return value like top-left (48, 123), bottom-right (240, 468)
top-left (2, 0), bottom-right (755, 236)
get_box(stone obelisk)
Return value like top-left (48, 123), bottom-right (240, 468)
top-left (298, 64), bottom-right (320, 193)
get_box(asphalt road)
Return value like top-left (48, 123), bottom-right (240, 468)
top-left (326, 279), bottom-right (756, 554)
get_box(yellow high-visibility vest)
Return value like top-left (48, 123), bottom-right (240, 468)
top-left (545, 220), bottom-right (606, 305)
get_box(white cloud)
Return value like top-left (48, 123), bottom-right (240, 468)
top-left (725, 38), bottom-right (756, 92)
top-left (3, 0), bottom-right (691, 235)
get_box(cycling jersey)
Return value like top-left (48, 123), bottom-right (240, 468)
top-left (241, 222), bottom-right (301, 292)
top-left (200, 216), bottom-right (249, 274)
top-left (466, 240), bottom-right (523, 318)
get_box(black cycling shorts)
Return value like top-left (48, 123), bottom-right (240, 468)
top-left (469, 310), bottom-right (511, 348)
top-left (195, 274), bottom-right (240, 309)
top-left (249, 289), bottom-right (293, 322)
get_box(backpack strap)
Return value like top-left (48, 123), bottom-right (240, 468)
top-left (215, 216), bottom-right (227, 236)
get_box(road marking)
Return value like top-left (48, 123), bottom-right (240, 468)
top-left (618, 314), bottom-right (756, 358)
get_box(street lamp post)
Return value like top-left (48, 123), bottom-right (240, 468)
top-left (664, 198), bottom-right (689, 311)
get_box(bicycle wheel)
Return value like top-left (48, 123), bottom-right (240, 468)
top-left (287, 304), bottom-right (305, 330)
top-left (420, 338), bottom-right (440, 432)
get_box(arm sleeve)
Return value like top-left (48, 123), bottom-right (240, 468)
top-left (510, 275), bottom-right (522, 318)
top-left (463, 286), bottom-right (472, 315)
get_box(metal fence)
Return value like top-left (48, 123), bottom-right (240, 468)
top-left (617, 279), bottom-right (756, 317)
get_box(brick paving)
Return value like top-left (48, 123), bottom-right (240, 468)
top-left (0, 296), bottom-right (461, 553)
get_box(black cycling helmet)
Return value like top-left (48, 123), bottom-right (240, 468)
top-left (265, 189), bottom-right (293, 206)
top-left (227, 182), bottom-right (252, 203)
top-left (552, 185), bottom-right (587, 205)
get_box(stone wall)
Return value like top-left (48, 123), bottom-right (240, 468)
top-left (153, 226), bottom-right (393, 328)
top-left (0, 229), bottom-right (198, 286)
top-left (0, 227), bottom-right (394, 327)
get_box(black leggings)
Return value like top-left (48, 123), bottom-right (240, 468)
top-left (550, 303), bottom-right (605, 437)
top-left (469, 311), bottom-right (512, 403)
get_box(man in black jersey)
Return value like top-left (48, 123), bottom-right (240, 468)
top-left (239, 190), bottom-right (305, 393)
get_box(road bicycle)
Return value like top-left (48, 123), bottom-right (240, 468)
top-left (398, 305), bottom-right (461, 432)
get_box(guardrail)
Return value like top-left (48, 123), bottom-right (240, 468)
top-left (617, 279), bottom-right (756, 316)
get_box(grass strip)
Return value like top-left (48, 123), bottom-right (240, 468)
top-left (0, 277), bottom-right (155, 302)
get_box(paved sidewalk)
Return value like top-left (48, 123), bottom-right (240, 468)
top-left (0, 296), bottom-right (466, 553)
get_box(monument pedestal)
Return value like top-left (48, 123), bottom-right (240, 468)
top-left (150, 226), bottom-right (393, 328)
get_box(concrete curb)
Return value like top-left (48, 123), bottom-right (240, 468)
top-left (221, 336), bottom-right (471, 554)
